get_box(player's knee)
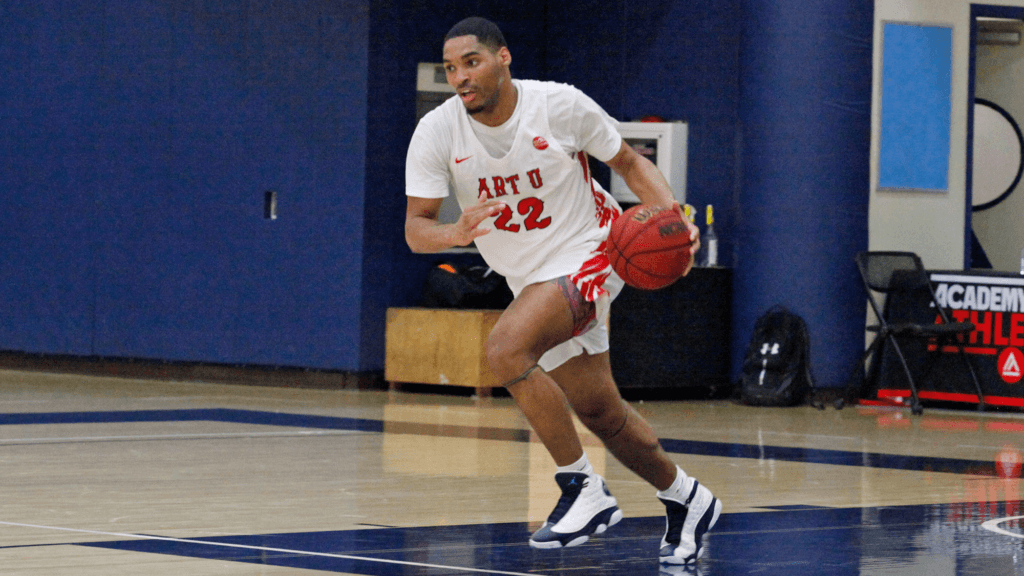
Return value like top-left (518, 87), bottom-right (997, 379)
top-left (484, 333), bottom-right (508, 371)
top-left (485, 331), bottom-right (530, 380)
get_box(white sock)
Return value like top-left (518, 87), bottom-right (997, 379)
top-left (557, 453), bottom-right (594, 475)
top-left (657, 465), bottom-right (693, 499)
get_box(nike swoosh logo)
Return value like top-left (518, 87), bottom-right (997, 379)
top-left (455, 156), bottom-right (472, 164)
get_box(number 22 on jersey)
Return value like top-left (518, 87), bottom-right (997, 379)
top-left (492, 197), bottom-right (551, 233)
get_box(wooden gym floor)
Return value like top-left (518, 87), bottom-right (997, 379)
top-left (1, 365), bottom-right (1023, 575)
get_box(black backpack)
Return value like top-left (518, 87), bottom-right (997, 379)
top-left (740, 306), bottom-right (814, 406)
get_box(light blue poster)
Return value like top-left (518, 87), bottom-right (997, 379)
top-left (878, 23), bottom-right (953, 191)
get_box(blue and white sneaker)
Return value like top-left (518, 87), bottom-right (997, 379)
top-left (529, 472), bottom-right (623, 549)
top-left (657, 479), bottom-right (721, 564)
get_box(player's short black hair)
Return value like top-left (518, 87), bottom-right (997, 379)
top-left (444, 17), bottom-right (507, 53)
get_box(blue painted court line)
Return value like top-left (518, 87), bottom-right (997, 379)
top-left (659, 437), bottom-right (999, 476)
top-left (73, 502), bottom-right (1024, 575)
top-left (0, 409), bottom-right (1002, 476)
top-left (0, 408), bottom-right (383, 432)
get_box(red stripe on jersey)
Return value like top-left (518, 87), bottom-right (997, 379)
top-left (577, 151), bottom-right (620, 228)
top-left (577, 150), bottom-right (592, 183)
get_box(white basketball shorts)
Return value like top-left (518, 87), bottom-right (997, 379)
top-left (504, 243), bottom-right (625, 372)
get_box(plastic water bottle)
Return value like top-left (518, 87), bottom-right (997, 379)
top-left (704, 204), bottom-right (718, 267)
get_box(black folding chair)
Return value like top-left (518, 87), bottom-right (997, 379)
top-left (844, 251), bottom-right (985, 415)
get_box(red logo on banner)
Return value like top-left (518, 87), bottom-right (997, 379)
top-left (998, 347), bottom-right (1024, 384)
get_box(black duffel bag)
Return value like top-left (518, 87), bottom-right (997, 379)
top-left (419, 263), bottom-right (514, 309)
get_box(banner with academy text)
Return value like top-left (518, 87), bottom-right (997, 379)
top-left (877, 272), bottom-right (1024, 406)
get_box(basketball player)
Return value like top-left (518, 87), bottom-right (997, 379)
top-left (404, 16), bottom-right (720, 565)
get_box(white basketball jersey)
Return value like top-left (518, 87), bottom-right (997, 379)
top-left (447, 80), bottom-right (621, 288)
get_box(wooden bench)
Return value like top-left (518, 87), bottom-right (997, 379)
top-left (385, 307), bottom-right (502, 396)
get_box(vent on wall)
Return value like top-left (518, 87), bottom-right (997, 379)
top-left (977, 17), bottom-right (1023, 46)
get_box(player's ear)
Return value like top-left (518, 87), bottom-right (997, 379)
top-left (498, 46), bottom-right (511, 67)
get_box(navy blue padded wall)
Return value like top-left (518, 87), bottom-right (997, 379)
top-left (94, 2), bottom-right (368, 369)
top-left (1, 1), bottom-right (369, 369)
top-left (0, 3), bottom-right (104, 355)
top-left (735, 0), bottom-right (872, 387)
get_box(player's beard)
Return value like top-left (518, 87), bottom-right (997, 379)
top-left (465, 76), bottom-right (504, 116)
top-left (466, 90), bottom-right (500, 116)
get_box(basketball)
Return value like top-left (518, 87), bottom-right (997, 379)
top-left (607, 205), bottom-right (692, 290)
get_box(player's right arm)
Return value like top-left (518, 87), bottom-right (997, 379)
top-left (405, 195), bottom-right (505, 253)
top-left (404, 105), bottom-right (506, 253)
